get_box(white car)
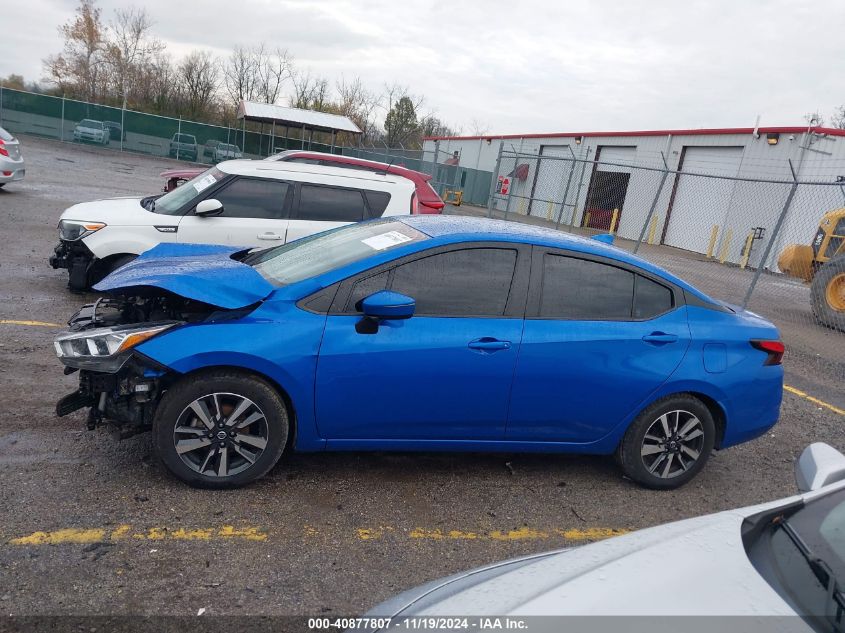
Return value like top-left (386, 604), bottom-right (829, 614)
top-left (73, 119), bottom-right (110, 145)
top-left (50, 160), bottom-right (417, 291)
top-left (0, 126), bottom-right (25, 187)
top-left (363, 443), bottom-right (845, 631)
top-left (213, 143), bottom-right (243, 163)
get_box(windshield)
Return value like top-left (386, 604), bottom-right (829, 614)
top-left (0, 126), bottom-right (14, 142)
top-left (249, 221), bottom-right (428, 286)
top-left (80, 119), bottom-right (102, 128)
top-left (751, 488), bottom-right (845, 630)
top-left (174, 134), bottom-right (195, 143)
top-left (149, 167), bottom-right (226, 215)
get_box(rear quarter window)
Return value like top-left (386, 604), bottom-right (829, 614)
top-left (364, 191), bottom-right (392, 217)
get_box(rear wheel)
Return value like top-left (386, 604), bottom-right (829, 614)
top-left (617, 395), bottom-right (715, 490)
top-left (153, 370), bottom-right (288, 488)
top-left (811, 256), bottom-right (845, 331)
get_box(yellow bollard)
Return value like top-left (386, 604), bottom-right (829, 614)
top-left (609, 208), bottom-right (619, 234)
top-left (546, 201), bottom-right (554, 221)
top-left (647, 215), bottom-right (659, 245)
top-left (584, 211), bottom-right (591, 228)
top-left (718, 229), bottom-right (733, 264)
top-left (706, 225), bottom-right (720, 258)
top-left (518, 198), bottom-right (526, 215)
top-left (570, 207), bottom-right (578, 226)
top-left (739, 231), bottom-right (755, 269)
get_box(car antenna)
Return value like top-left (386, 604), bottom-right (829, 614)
top-left (376, 154), bottom-right (396, 175)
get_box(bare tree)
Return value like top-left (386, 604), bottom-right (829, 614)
top-left (418, 114), bottom-right (458, 139)
top-left (469, 118), bottom-right (490, 136)
top-left (830, 106), bottom-right (845, 130)
top-left (105, 7), bottom-right (164, 106)
top-left (291, 71), bottom-right (330, 111)
top-left (43, 0), bottom-right (105, 100)
top-left (336, 76), bottom-right (380, 142)
top-left (178, 50), bottom-right (219, 119)
top-left (804, 111), bottom-right (825, 127)
top-left (255, 45), bottom-right (293, 104)
top-left (224, 45), bottom-right (258, 105)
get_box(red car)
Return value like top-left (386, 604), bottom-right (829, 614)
top-left (160, 150), bottom-right (444, 214)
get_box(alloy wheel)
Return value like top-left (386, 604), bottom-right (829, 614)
top-left (640, 410), bottom-right (705, 479)
top-left (173, 392), bottom-right (269, 477)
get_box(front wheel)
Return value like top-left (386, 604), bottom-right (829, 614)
top-left (617, 395), bottom-right (715, 490)
top-left (153, 370), bottom-right (289, 488)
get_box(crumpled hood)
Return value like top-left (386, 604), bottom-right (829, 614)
top-left (93, 243), bottom-right (275, 309)
top-left (376, 511), bottom-right (794, 618)
top-left (60, 197), bottom-right (149, 226)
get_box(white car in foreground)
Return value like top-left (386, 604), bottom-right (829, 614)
top-left (363, 443), bottom-right (845, 632)
top-left (0, 126), bottom-right (25, 187)
top-left (50, 160), bottom-right (417, 291)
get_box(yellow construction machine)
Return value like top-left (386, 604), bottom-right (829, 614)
top-left (778, 208), bottom-right (845, 330)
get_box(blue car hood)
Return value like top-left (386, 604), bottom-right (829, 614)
top-left (93, 243), bottom-right (275, 309)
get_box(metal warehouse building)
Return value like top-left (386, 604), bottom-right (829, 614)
top-left (423, 126), bottom-right (845, 270)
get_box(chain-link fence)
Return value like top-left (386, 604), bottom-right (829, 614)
top-left (485, 147), bottom-right (845, 357)
top-left (0, 86), bottom-right (493, 205)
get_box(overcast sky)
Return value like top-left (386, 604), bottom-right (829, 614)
top-left (3, 0), bottom-right (842, 135)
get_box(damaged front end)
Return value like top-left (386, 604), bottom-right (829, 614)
top-left (54, 293), bottom-right (249, 439)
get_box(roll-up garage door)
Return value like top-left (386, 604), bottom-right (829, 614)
top-left (529, 145), bottom-right (574, 218)
top-left (583, 146), bottom-right (636, 230)
top-left (663, 146), bottom-right (744, 253)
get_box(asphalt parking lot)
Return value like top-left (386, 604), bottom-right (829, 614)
top-left (0, 135), bottom-right (843, 618)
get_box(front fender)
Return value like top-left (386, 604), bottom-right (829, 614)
top-left (136, 306), bottom-right (327, 452)
top-left (83, 227), bottom-right (176, 260)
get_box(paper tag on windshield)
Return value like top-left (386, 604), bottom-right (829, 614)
top-left (361, 231), bottom-right (413, 251)
top-left (193, 174), bottom-right (216, 193)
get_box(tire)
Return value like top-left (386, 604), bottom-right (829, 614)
top-left (616, 394), bottom-right (715, 490)
top-left (153, 369), bottom-right (289, 488)
top-left (811, 256), bottom-right (845, 332)
top-left (88, 254), bottom-right (137, 286)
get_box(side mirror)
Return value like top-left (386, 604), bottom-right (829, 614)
top-left (795, 443), bottom-right (845, 492)
top-left (361, 291), bottom-right (415, 320)
top-left (196, 199), bottom-right (223, 217)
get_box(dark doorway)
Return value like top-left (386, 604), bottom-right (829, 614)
top-left (584, 171), bottom-right (630, 230)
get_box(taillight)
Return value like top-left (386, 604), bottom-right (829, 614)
top-left (410, 193), bottom-right (419, 215)
top-left (751, 340), bottom-right (785, 366)
top-left (0, 140), bottom-right (7, 158)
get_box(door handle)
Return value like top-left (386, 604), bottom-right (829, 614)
top-left (468, 337), bottom-right (511, 352)
top-left (256, 233), bottom-right (284, 240)
top-left (642, 332), bottom-right (678, 344)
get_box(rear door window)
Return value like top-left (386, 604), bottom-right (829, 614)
top-left (297, 184), bottom-right (366, 222)
top-left (633, 275), bottom-right (674, 319)
top-left (540, 255), bottom-right (634, 319)
top-left (208, 177), bottom-right (290, 219)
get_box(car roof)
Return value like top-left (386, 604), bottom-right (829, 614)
top-left (217, 159), bottom-right (416, 188)
top-left (399, 215), bottom-right (710, 298)
top-left (272, 150), bottom-right (433, 183)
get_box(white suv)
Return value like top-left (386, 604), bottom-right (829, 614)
top-left (50, 160), bottom-right (417, 291)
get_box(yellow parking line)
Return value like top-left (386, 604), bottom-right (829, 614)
top-left (0, 319), bottom-right (62, 327)
top-left (8, 525), bottom-right (268, 545)
top-left (8, 525), bottom-right (623, 546)
top-left (785, 385), bottom-right (845, 416)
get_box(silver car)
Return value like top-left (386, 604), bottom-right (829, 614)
top-left (0, 126), bottom-right (25, 187)
top-left (73, 119), bottom-right (110, 145)
top-left (363, 443), bottom-right (845, 632)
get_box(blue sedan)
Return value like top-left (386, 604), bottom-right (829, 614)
top-left (53, 216), bottom-right (784, 489)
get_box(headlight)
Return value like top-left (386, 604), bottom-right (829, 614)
top-left (59, 219), bottom-right (106, 241)
top-left (54, 322), bottom-right (179, 372)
